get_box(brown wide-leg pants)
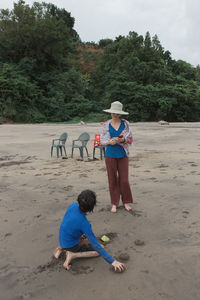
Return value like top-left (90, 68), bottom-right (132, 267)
top-left (105, 156), bottom-right (133, 206)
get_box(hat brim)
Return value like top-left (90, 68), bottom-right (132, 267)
top-left (103, 109), bottom-right (129, 115)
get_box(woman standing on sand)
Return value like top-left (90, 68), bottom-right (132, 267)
top-left (100, 101), bottom-right (133, 213)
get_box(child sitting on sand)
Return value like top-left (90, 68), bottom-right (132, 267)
top-left (53, 189), bottom-right (125, 272)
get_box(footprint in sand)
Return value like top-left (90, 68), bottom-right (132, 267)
top-left (84, 169), bottom-right (92, 173)
top-left (129, 210), bottom-right (142, 217)
top-left (182, 210), bottom-right (189, 218)
top-left (4, 232), bottom-right (12, 238)
top-left (131, 165), bottom-right (140, 168)
top-left (70, 265), bottom-right (94, 275)
top-left (49, 191), bottom-right (55, 194)
top-left (79, 173), bottom-right (88, 178)
top-left (169, 207), bottom-right (178, 212)
top-left (34, 214), bottom-right (41, 219)
top-left (141, 270), bottom-right (149, 274)
top-left (134, 239), bottom-right (145, 246)
top-left (19, 219), bottom-right (25, 223)
top-left (17, 292), bottom-right (33, 299)
top-left (118, 253), bottom-right (130, 262)
top-left (99, 167), bottom-right (106, 172)
top-left (158, 164), bottom-right (168, 168)
top-left (141, 191), bottom-right (152, 194)
top-left (149, 177), bottom-right (158, 181)
top-left (98, 205), bottom-right (111, 212)
top-left (46, 234), bottom-right (54, 239)
top-left (63, 185), bottom-right (73, 191)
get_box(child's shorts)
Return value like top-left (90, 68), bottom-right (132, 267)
top-left (63, 243), bottom-right (94, 253)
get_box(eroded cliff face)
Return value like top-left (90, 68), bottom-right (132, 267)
top-left (75, 44), bottom-right (104, 75)
top-left (77, 44), bottom-right (104, 53)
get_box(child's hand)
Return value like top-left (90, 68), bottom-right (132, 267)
top-left (112, 260), bottom-right (125, 272)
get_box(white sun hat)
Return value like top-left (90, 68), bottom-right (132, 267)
top-left (103, 101), bottom-right (129, 115)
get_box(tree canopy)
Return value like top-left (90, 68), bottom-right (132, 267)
top-left (90, 32), bottom-right (200, 121)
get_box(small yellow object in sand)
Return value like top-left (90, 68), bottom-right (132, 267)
top-left (101, 235), bottom-right (110, 242)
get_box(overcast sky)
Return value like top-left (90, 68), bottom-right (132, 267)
top-left (1, 0), bottom-right (200, 66)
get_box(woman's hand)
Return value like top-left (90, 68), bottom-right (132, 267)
top-left (111, 260), bottom-right (125, 272)
top-left (107, 138), bottom-right (117, 145)
top-left (118, 136), bottom-right (125, 143)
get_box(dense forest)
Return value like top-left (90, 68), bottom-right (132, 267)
top-left (0, 0), bottom-right (200, 123)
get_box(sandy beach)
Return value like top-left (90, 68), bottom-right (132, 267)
top-left (1, 122), bottom-right (200, 300)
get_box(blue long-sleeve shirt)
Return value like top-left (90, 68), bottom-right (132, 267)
top-left (59, 202), bottom-right (114, 264)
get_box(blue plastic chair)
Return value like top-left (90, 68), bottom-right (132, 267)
top-left (51, 132), bottom-right (68, 158)
top-left (71, 132), bottom-right (90, 159)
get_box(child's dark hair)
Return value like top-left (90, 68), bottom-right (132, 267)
top-left (77, 190), bottom-right (96, 213)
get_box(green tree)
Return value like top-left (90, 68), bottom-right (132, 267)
top-left (0, 62), bottom-right (44, 122)
top-left (89, 31), bottom-right (200, 122)
top-left (0, 0), bottom-right (79, 72)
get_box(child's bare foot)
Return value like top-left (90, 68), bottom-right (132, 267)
top-left (53, 246), bottom-right (62, 259)
top-left (124, 204), bottom-right (132, 211)
top-left (111, 205), bottom-right (117, 213)
top-left (63, 251), bottom-right (74, 270)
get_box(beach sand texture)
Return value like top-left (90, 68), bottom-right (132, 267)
top-left (0, 122), bottom-right (200, 300)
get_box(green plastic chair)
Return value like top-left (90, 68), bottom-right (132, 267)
top-left (71, 132), bottom-right (90, 159)
top-left (51, 132), bottom-right (68, 158)
top-left (93, 145), bottom-right (106, 160)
